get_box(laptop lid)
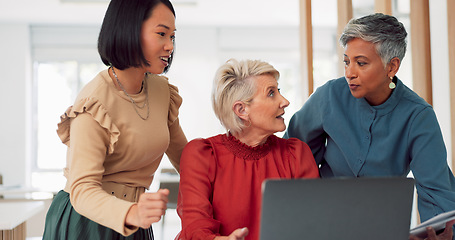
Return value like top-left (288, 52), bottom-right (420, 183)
top-left (259, 177), bottom-right (415, 240)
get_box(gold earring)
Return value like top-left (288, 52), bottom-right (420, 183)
top-left (389, 76), bottom-right (396, 89)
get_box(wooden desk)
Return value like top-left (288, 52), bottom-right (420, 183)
top-left (0, 201), bottom-right (44, 240)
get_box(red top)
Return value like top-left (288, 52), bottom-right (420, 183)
top-left (176, 134), bottom-right (319, 240)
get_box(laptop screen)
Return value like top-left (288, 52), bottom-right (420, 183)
top-left (259, 177), bottom-right (415, 240)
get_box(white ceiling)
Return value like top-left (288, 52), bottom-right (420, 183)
top-left (0, 0), bottom-right (340, 27)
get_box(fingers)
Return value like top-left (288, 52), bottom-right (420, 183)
top-left (230, 227), bottom-right (249, 240)
top-left (439, 219), bottom-right (455, 239)
top-left (408, 235), bottom-right (420, 240)
top-left (409, 220), bottom-right (455, 240)
top-left (158, 188), bottom-right (170, 196)
top-left (428, 220), bottom-right (455, 240)
top-left (426, 226), bottom-right (437, 240)
top-left (445, 219), bottom-right (455, 230)
top-left (135, 190), bottom-right (170, 228)
top-left (142, 189), bottom-right (169, 202)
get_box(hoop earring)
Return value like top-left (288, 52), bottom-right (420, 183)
top-left (389, 76), bottom-right (396, 89)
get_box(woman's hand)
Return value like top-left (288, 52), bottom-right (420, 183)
top-left (213, 227), bottom-right (249, 240)
top-left (409, 220), bottom-right (455, 240)
top-left (125, 189), bottom-right (169, 229)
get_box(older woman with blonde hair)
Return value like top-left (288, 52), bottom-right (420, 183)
top-left (175, 59), bottom-right (319, 240)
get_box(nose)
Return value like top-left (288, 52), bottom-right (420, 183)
top-left (280, 95), bottom-right (290, 109)
top-left (165, 39), bottom-right (174, 55)
top-left (344, 63), bottom-right (356, 80)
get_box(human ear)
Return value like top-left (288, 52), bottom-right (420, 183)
top-left (387, 57), bottom-right (401, 77)
top-left (233, 101), bottom-right (249, 121)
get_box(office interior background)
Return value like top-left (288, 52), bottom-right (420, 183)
top-left (0, 0), bottom-right (454, 239)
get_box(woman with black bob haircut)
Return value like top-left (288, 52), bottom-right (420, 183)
top-left (98, 0), bottom-right (175, 72)
top-left (42, 0), bottom-right (187, 239)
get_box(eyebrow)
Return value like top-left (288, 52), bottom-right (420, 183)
top-left (344, 54), bottom-right (368, 60)
top-left (157, 24), bottom-right (177, 32)
top-left (265, 85), bottom-right (277, 92)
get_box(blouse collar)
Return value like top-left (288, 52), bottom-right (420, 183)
top-left (222, 133), bottom-right (276, 160)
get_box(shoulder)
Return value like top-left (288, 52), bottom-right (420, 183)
top-left (75, 69), bottom-right (111, 101)
top-left (394, 80), bottom-right (435, 120)
top-left (183, 134), bottom-right (224, 153)
top-left (309, 77), bottom-right (349, 102)
top-left (298, 77), bottom-right (350, 116)
top-left (273, 136), bottom-right (316, 173)
top-left (167, 80), bottom-right (183, 111)
top-left (147, 74), bottom-right (170, 86)
top-left (326, 77), bottom-right (351, 98)
top-left (146, 74), bottom-right (184, 124)
top-left (399, 81), bottom-right (432, 109)
top-left (273, 135), bottom-right (310, 151)
top-left (145, 74), bottom-right (172, 97)
top-left (315, 77), bottom-right (346, 92)
top-left (180, 135), bottom-right (225, 175)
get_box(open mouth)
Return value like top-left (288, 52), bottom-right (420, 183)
top-left (160, 57), bottom-right (169, 65)
top-left (276, 112), bottom-right (285, 119)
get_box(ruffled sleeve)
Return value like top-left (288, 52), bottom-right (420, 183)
top-left (57, 98), bottom-right (138, 236)
top-left (58, 98), bottom-right (142, 236)
top-left (286, 137), bottom-right (320, 179)
top-left (165, 83), bottom-right (187, 173)
top-left (57, 97), bottom-right (120, 155)
top-left (176, 139), bottom-right (220, 240)
top-left (168, 83), bottom-right (183, 127)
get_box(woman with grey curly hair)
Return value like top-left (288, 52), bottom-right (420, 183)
top-left (285, 13), bottom-right (455, 240)
top-left (176, 59), bottom-right (319, 240)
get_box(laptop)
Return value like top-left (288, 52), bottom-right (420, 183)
top-left (259, 177), bottom-right (415, 240)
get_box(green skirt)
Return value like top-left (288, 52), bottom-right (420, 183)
top-left (43, 190), bottom-right (154, 240)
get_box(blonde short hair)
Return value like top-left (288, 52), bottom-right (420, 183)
top-left (212, 59), bottom-right (280, 135)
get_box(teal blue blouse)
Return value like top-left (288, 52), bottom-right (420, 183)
top-left (285, 77), bottom-right (455, 222)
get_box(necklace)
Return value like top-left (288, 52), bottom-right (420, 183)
top-left (111, 66), bottom-right (150, 120)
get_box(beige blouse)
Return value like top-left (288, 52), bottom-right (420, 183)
top-left (57, 69), bottom-right (187, 236)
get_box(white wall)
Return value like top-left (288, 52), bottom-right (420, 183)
top-left (166, 27), bottom-right (223, 141)
top-left (430, 0), bottom-right (452, 167)
top-left (0, 23), bottom-right (31, 186)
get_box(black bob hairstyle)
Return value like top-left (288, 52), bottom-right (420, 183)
top-left (98, 0), bottom-right (175, 73)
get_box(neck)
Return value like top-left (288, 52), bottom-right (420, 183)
top-left (110, 67), bottom-right (146, 94)
top-left (231, 129), bottom-right (271, 147)
top-left (366, 88), bottom-right (393, 106)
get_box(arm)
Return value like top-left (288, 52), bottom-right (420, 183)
top-left (287, 138), bottom-right (320, 179)
top-left (166, 117), bottom-right (187, 173)
top-left (284, 87), bottom-right (328, 166)
top-left (165, 83), bottom-right (188, 173)
top-left (214, 228), bottom-right (249, 240)
top-left (176, 139), bottom-right (221, 240)
top-left (408, 107), bottom-right (455, 222)
top-left (67, 113), bottom-right (140, 236)
top-left (125, 189), bottom-right (169, 229)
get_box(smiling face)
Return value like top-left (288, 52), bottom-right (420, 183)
top-left (140, 3), bottom-right (176, 74)
top-left (343, 38), bottom-right (394, 106)
top-left (245, 74), bottom-right (290, 137)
